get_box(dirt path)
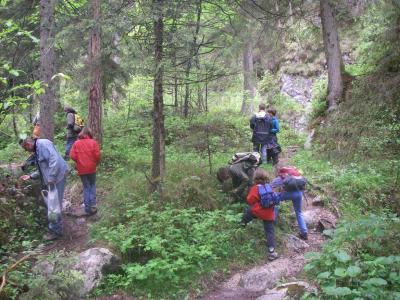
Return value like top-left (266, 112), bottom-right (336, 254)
top-left (42, 181), bottom-right (103, 254)
top-left (199, 148), bottom-right (338, 300)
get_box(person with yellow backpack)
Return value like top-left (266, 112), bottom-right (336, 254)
top-left (64, 106), bottom-right (85, 160)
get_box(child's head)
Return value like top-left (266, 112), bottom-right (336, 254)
top-left (253, 168), bottom-right (270, 184)
top-left (259, 103), bottom-right (266, 111)
top-left (267, 107), bottom-right (277, 116)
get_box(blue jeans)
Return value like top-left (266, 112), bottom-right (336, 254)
top-left (48, 176), bottom-right (66, 235)
top-left (278, 191), bottom-right (308, 235)
top-left (253, 143), bottom-right (268, 164)
top-left (80, 173), bottom-right (96, 213)
top-left (65, 136), bottom-right (77, 158)
top-left (242, 207), bottom-right (275, 249)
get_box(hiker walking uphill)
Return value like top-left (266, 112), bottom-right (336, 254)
top-left (70, 127), bottom-right (101, 216)
top-left (241, 169), bottom-right (280, 261)
top-left (272, 166), bottom-right (308, 240)
top-left (250, 103), bottom-right (278, 165)
top-left (217, 152), bottom-right (260, 202)
top-left (64, 106), bottom-right (84, 160)
top-left (19, 137), bottom-right (69, 240)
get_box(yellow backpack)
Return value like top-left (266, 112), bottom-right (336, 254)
top-left (73, 114), bottom-right (85, 132)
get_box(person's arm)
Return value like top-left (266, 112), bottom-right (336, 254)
top-left (93, 141), bottom-right (101, 164)
top-left (234, 170), bottom-right (249, 197)
top-left (271, 118), bottom-right (280, 134)
top-left (67, 113), bottom-right (74, 129)
top-left (45, 146), bottom-right (59, 184)
top-left (246, 185), bottom-right (259, 205)
top-left (70, 142), bottom-right (78, 161)
top-left (249, 115), bottom-right (256, 130)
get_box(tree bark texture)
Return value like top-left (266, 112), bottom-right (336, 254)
top-left (88, 0), bottom-right (103, 144)
top-left (39, 0), bottom-right (56, 140)
top-left (151, 0), bottom-right (166, 192)
top-left (241, 40), bottom-right (256, 114)
top-left (320, 0), bottom-right (344, 109)
top-left (111, 32), bottom-right (121, 110)
top-left (183, 0), bottom-right (202, 118)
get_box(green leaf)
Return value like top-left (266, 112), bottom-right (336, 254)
top-left (362, 278), bottom-right (387, 286)
top-left (334, 267), bottom-right (347, 277)
top-left (317, 271), bottom-right (331, 279)
top-left (335, 250), bottom-right (351, 262)
top-left (9, 69), bottom-right (19, 76)
top-left (323, 286), bottom-right (352, 296)
top-left (347, 265), bottom-right (362, 277)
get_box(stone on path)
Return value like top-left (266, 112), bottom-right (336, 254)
top-left (74, 247), bottom-right (120, 297)
top-left (302, 209), bottom-right (321, 229)
top-left (285, 234), bottom-right (309, 253)
top-left (257, 281), bottom-right (317, 300)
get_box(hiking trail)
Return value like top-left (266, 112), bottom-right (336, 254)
top-left (199, 147), bottom-right (338, 300)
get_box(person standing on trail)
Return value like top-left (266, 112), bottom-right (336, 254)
top-left (70, 127), bottom-right (101, 216)
top-left (272, 166), bottom-right (308, 240)
top-left (64, 106), bottom-right (79, 160)
top-left (250, 103), bottom-right (276, 165)
top-left (266, 107), bottom-right (280, 165)
top-left (241, 168), bottom-right (279, 261)
top-left (19, 137), bottom-right (68, 240)
top-left (217, 160), bottom-right (257, 202)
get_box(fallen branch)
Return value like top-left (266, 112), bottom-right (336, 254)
top-left (0, 253), bottom-right (33, 295)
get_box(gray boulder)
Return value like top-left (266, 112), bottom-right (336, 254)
top-left (74, 247), bottom-right (120, 297)
top-left (285, 234), bottom-right (309, 253)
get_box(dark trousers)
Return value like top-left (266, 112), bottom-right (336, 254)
top-left (266, 148), bottom-right (279, 165)
top-left (80, 173), bottom-right (97, 213)
top-left (242, 207), bottom-right (275, 249)
top-left (65, 136), bottom-right (77, 158)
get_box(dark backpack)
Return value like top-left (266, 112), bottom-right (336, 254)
top-left (258, 184), bottom-right (279, 208)
top-left (283, 175), bottom-right (307, 192)
top-left (254, 116), bottom-right (272, 137)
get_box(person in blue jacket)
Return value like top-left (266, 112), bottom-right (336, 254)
top-left (268, 107), bottom-right (280, 142)
top-left (19, 137), bottom-right (69, 240)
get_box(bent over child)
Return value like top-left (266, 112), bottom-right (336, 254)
top-left (241, 169), bottom-right (279, 261)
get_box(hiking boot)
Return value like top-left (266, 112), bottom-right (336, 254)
top-left (299, 232), bottom-right (308, 240)
top-left (267, 247), bottom-right (279, 261)
top-left (89, 206), bottom-right (97, 215)
top-left (43, 232), bottom-right (61, 241)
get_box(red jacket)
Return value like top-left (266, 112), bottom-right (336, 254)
top-left (70, 135), bottom-right (101, 175)
top-left (246, 185), bottom-right (275, 221)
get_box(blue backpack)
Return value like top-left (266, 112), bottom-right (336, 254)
top-left (258, 184), bottom-right (279, 208)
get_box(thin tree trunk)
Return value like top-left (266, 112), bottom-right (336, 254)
top-left (88, 0), bottom-right (103, 143)
top-left (111, 32), bottom-right (121, 110)
top-left (241, 40), bottom-right (256, 114)
top-left (39, 0), bottom-right (56, 140)
top-left (151, 0), bottom-right (165, 193)
top-left (320, 0), bottom-right (344, 109)
top-left (183, 0), bottom-right (202, 118)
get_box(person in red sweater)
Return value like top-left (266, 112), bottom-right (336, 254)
top-left (241, 168), bottom-right (279, 261)
top-left (70, 127), bottom-right (101, 215)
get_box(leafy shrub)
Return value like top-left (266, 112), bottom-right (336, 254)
top-left (305, 214), bottom-right (400, 299)
top-left (91, 203), bottom-right (260, 298)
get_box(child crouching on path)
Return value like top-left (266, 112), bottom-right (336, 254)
top-left (241, 168), bottom-right (279, 261)
top-left (70, 127), bottom-right (101, 215)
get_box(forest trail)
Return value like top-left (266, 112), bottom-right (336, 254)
top-left (199, 147), bottom-right (338, 300)
top-left (41, 181), bottom-right (103, 254)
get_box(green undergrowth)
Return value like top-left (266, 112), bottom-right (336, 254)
top-left (304, 214), bottom-right (400, 300)
top-left (90, 108), bottom-right (299, 299)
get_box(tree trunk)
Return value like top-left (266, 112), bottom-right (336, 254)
top-left (241, 40), bottom-right (256, 114)
top-left (183, 0), bottom-right (202, 118)
top-left (88, 0), bottom-right (103, 143)
top-left (111, 32), bottom-right (121, 110)
top-left (151, 0), bottom-right (166, 193)
top-left (320, 0), bottom-right (344, 109)
top-left (39, 0), bottom-right (56, 141)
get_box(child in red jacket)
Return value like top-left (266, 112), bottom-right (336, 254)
top-left (241, 168), bottom-right (279, 261)
top-left (70, 127), bottom-right (101, 215)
